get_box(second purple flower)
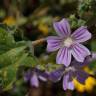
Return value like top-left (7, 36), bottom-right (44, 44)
top-left (47, 18), bottom-right (92, 66)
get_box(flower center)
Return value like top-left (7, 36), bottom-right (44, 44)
top-left (63, 37), bottom-right (73, 47)
top-left (65, 67), bottom-right (76, 73)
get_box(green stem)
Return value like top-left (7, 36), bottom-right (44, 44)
top-left (28, 41), bottom-right (38, 64)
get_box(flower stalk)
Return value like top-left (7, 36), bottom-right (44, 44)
top-left (32, 38), bottom-right (46, 46)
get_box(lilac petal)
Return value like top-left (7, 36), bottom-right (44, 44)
top-left (56, 47), bottom-right (71, 66)
top-left (71, 60), bottom-right (82, 68)
top-left (76, 70), bottom-right (89, 84)
top-left (46, 36), bottom-right (62, 52)
top-left (72, 26), bottom-right (92, 43)
top-left (53, 19), bottom-right (71, 37)
top-left (24, 70), bottom-right (31, 82)
top-left (39, 76), bottom-right (47, 81)
top-left (30, 74), bottom-right (39, 87)
top-left (71, 43), bottom-right (91, 62)
top-left (68, 81), bottom-right (74, 90)
top-left (49, 66), bottom-right (65, 82)
top-left (34, 68), bottom-right (49, 81)
top-left (24, 74), bottom-right (30, 82)
top-left (34, 68), bottom-right (44, 75)
top-left (63, 74), bottom-right (69, 90)
top-left (38, 72), bottom-right (49, 82)
top-left (71, 56), bottom-right (91, 68)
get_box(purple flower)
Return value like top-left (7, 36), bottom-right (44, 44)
top-left (47, 18), bottom-right (92, 66)
top-left (24, 68), bottom-right (48, 87)
top-left (49, 53), bottom-right (96, 91)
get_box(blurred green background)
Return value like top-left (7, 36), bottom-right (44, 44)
top-left (0, 0), bottom-right (96, 96)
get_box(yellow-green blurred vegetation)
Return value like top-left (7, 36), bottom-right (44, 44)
top-left (0, 0), bottom-right (96, 96)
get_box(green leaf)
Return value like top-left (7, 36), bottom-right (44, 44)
top-left (0, 53), bottom-right (28, 91)
top-left (0, 65), bottom-right (17, 91)
top-left (0, 46), bottom-right (26, 69)
top-left (91, 40), bottom-right (96, 51)
top-left (21, 56), bottom-right (36, 67)
top-left (0, 27), bottom-right (15, 54)
top-left (0, 27), bottom-right (15, 46)
top-left (88, 60), bottom-right (96, 70)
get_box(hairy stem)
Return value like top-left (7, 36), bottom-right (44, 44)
top-left (32, 38), bottom-right (46, 46)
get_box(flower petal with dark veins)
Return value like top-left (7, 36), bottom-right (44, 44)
top-left (47, 36), bottom-right (62, 52)
top-left (72, 26), bottom-right (91, 43)
top-left (56, 47), bottom-right (71, 66)
top-left (53, 19), bottom-right (71, 37)
top-left (71, 43), bottom-right (91, 62)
